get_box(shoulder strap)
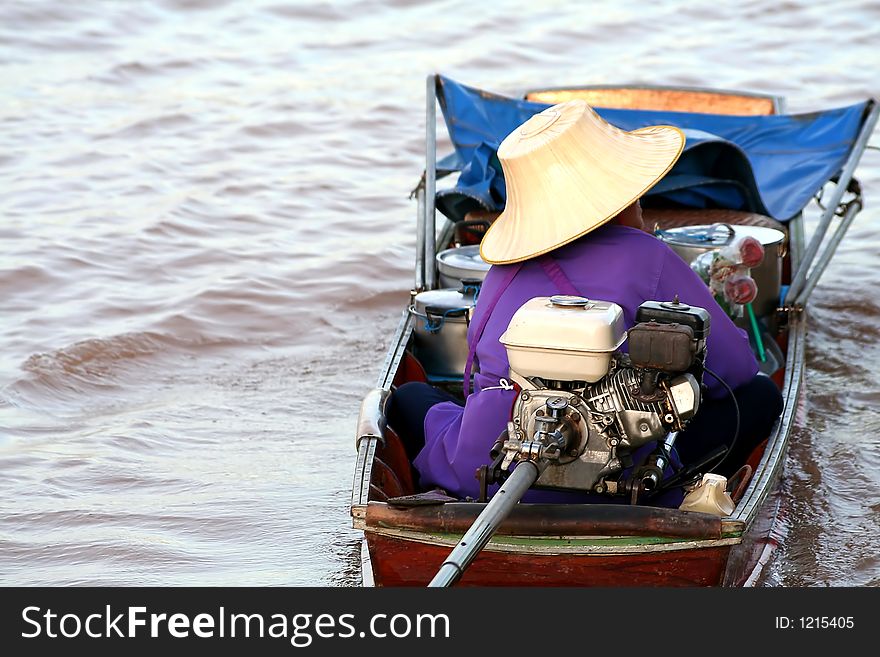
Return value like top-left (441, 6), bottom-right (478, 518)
top-left (462, 262), bottom-right (522, 397)
top-left (462, 256), bottom-right (580, 397)
top-left (538, 256), bottom-right (581, 296)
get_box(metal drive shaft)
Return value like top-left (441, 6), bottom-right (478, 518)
top-left (428, 460), bottom-right (546, 587)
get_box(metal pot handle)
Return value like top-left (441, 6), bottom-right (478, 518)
top-left (655, 222), bottom-right (736, 245)
top-left (409, 304), bottom-right (472, 333)
top-left (709, 223), bottom-right (736, 243)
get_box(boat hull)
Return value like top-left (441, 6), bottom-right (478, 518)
top-left (366, 532), bottom-right (730, 586)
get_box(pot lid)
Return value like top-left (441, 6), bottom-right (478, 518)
top-left (413, 287), bottom-right (477, 312)
top-left (436, 245), bottom-right (491, 273)
top-left (657, 223), bottom-right (785, 247)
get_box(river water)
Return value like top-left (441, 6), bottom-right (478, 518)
top-left (1, 0), bottom-right (878, 586)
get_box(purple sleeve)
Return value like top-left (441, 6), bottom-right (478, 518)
top-left (413, 264), bottom-right (521, 498)
top-left (415, 379), bottom-right (517, 499)
top-left (653, 248), bottom-right (758, 398)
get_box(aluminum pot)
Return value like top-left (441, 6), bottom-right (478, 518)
top-left (436, 245), bottom-right (490, 289)
top-left (410, 282), bottom-right (480, 378)
top-left (656, 224), bottom-right (786, 318)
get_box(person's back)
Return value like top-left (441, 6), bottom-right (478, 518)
top-left (470, 223), bottom-right (756, 393)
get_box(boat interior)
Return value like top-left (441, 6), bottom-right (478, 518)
top-left (368, 85), bottom-right (796, 510)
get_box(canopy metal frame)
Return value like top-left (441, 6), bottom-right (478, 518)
top-left (784, 101), bottom-right (878, 307)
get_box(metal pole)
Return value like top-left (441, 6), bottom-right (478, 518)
top-left (428, 460), bottom-right (546, 587)
top-left (794, 199), bottom-right (862, 306)
top-left (414, 185), bottom-right (426, 291)
top-left (788, 212), bottom-right (805, 277)
top-left (424, 74), bottom-right (438, 290)
top-left (786, 102), bottom-right (879, 305)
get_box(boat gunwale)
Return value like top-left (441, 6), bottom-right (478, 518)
top-left (729, 308), bottom-right (805, 527)
top-left (362, 525), bottom-right (741, 555)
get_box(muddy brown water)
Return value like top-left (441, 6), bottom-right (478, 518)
top-left (1, 0), bottom-right (878, 586)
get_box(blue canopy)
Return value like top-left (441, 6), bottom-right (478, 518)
top-left (435, 75), bottom-right (871, 222)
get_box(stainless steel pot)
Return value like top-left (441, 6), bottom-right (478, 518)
top-left (410, 283), bottom-right (480, 378)
top-left (436, 245), bottom-right (490, 289)
top-left (656, 224), bottom-right (787, 318)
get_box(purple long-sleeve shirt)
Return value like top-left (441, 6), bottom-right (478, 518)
top-left (414, 224), bottom-right (758, 499)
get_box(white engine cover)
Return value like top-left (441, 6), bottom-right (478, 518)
top-left (500, 295), bottom-right (626, 382)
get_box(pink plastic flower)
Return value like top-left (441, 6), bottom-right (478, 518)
top-left (737, 236), bottom-right (765, 268)
top-left (724, 274), bottom-right (758, 304)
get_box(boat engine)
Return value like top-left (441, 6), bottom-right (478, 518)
top-left (493, 295), bottom-right (710, 500)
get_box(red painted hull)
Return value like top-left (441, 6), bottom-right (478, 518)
top-left (367, 533), bottom-right (729, 587)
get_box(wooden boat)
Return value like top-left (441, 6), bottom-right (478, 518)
top-left (350, 76), bottom-right (878, 586)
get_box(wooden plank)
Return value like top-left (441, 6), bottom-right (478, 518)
top-left (366, 502), bottom-right (722, 540)
top-left (524, 87), bottom-right (778, 116)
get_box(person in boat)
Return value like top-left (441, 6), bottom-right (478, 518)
top-left (388, 100), bottom-right (783, 502)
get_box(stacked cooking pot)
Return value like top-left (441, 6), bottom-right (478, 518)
top-left (409, 246), bottom-right (490, 378)
top-left (656, 224), bottom-right (787, 319)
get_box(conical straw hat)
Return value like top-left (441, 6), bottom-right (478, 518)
top-left (479, 100), bottom-right (685, 264)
